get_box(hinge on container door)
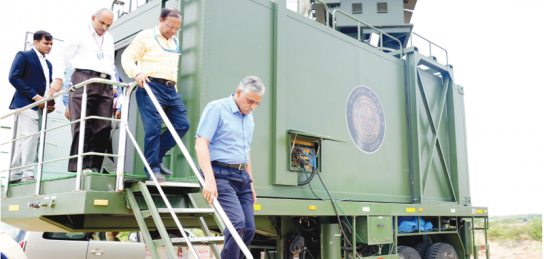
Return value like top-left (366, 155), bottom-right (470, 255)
top-left (458, 86), bottom-right (464, 95)
top-left (465, 196), bottom-right (471, 206)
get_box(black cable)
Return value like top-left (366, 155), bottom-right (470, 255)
top-left (299, 218), bottom-right (319, 232)
top-left (307, 178), bottom-right (326, 200)
top-left (305, 247), bottom-right (316, 259)
top-left (297, 165), bottom-right (316, 186)
top-left (341, 244), bottom-right (367, 251)
top-left (314, 170), bottom-right (354, 248)
top-left (295, 155), bottom-right (326, 200)
top-left (293, 146), bottom-right (317, 186)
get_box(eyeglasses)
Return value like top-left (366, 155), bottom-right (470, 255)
top-left (97, 18), bottom-right (112, 27)
top-left (165, 21), bottom-right (181, 32)
top-left (246, 97), bottom-right (261, 106)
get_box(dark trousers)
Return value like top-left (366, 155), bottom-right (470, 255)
top-left (203, 165), bottom-right (255, 259)
top-left (136, 80), bottom-right (190, 175)
top-left (68, 71), bottom-right (114, 172)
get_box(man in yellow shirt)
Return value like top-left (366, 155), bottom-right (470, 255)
top-left (121, 8), bottom-right (189, 182)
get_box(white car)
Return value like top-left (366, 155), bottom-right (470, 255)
top-left (1, 223), bottom-right (199, 259)
top-left (23, 231), bottom-right (146, 259)
top-left (1, 223), bottom-right (27, 259)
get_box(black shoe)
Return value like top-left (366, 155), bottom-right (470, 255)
top-left (9, 179), bottom-right (21, 184)
top-left (159, 163), bottom-right (173, 177)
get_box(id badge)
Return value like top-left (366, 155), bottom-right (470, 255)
top-left (97, 51), bottom-right (104, 60)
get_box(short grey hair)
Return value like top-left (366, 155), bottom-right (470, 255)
top-left (237, 76), bottom-right (265, 96)
top-left (94, 8), bottom-right (114, 17)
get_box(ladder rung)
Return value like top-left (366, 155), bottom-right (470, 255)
top-left (157, 208), bottom-right (215, 217)
top-left (145, 181), bottom-right (200, 188)
top-left (170, 236), bottom-right (225, 246)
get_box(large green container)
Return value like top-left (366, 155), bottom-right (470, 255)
top-left (108, 0), bottom-right (471, 206)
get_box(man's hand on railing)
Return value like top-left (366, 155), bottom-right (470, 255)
top-left (65, 109), bottom-right (70, 120)
top-left (114, 111), bottom-right (121, 119)
top-left (203, 179), bottom-right (218, 206)
top-left (48, 79), bottom-right (63, 97)
top-left (135, 73), bottom-right (151, 89)
top-left (34, 95), bottom-right (45, 109)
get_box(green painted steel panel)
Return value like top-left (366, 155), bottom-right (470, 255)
top-left (180, 0), bottom-right (411, 201)
top-left (320, 223), bottom-right (341, 258)
top-left (107, 0), bottom-right (474, 205)
top-left (356, 216), bottom-right (393, 244)
top-left (460, 221), bottom-right (473, 256)
top-left (288, 129), bottom-right (347, 143)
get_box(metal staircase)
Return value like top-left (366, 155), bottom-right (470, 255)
top-left (121, 82), bottom-right (253, 259)
top-left (126, 181), bottom-right (224, 259)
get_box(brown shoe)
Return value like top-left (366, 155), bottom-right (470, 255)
top-left (21, 176), bottom-right (36, 182)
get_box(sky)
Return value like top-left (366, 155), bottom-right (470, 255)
top-left (409, 1), bottom-right (544, 216)
top-left (0, 0), bottom-right (543, 216)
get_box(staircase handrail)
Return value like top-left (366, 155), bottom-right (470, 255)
top-left (119, 83), bottom-right (253, 259)
top-left (1, 78), bottom-right (134, 198)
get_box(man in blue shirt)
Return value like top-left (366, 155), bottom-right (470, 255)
top-left (195, 76), bottom-right (265, 259)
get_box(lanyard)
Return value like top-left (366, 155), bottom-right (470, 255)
top-left (89, 25), bottom-right (104, 50)
top-left (153, 27), bottom-right (181, 55)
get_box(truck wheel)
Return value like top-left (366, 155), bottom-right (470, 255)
top-left (424, 243), bottom-right (458, 259)
top-left (398, 246), bottom-right (421, 259)
top-left (414, 241), bottom-right (433, 258)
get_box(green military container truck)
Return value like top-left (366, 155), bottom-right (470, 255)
top-left (1, 0), bottom-right (490, 258)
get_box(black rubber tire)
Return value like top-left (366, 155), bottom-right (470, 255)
top-left (414, 241), bottom-right (433, 258)
top-left (423, 243), bottom-right (459, 259)
top-left (398, 246), bottom-right (422, 259)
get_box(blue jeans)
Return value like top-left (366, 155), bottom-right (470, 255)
top-left (203, 165), bottom-right (255, 259)
top-left (136, 81), bottom-right (190, 176)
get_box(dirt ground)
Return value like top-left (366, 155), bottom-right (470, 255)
top-left (471, 233), bottom-right (542, 259)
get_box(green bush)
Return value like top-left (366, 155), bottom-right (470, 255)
top-left (488, 217), bottom-right (542, 242)
top-left (527, 218), bottom-right (542, 241)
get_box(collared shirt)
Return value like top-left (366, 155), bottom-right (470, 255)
top-left (52, 24), bottom-right (115, 80)
top-left (121, 26), bottom-right (180, 83)
top-left (32, 47), bottom-right (50, 98)
top-left (196, 95), bottom-right (255, 164)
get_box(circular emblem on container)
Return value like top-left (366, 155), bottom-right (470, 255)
top-left (346, 86), bottom-right (386, 153)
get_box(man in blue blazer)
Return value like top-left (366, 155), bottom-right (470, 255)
top-left (8, 30), bottom-right (54, 183)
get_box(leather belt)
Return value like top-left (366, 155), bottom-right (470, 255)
top-left (212, 161), bottom-right (247, 171)
top-left (75, 69), bottom-right (111, 80)
top-left (149, 77), bottom-right (176, 87)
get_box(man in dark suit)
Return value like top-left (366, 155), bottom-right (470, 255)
top-left (8, 30), bottom-right (54, 183)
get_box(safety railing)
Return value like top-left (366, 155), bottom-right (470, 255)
top-left (1, 78), bottom-right (134, 198)
top-left (409, 32), bottom-right (449, 66)
top-left (332, 9), bottom-right (403, 58)
top-left (1, 79), bottom-right (253, 258)
top-left (314, 0), bottom-right (331, 26)
top-left (111, 0), bottom-right (156, 19)
top-left (126, 82), bottom-right (254, 259)
top-left (111, 0), bottom-right (136, 19)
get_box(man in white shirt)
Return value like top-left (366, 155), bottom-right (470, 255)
top-left (49, 8), bottom-right (116, 173)
top-left (7, 30), bottom-right (54, 183)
